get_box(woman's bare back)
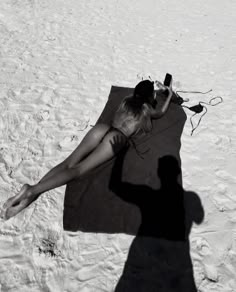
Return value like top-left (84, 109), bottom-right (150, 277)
top-left (111, 110), bottom-right (141, 137)
top-left (111, 96), bottom-right (153, 138)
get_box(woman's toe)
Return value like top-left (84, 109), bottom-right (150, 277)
top-left (0, 207), bottom-right (6, 220)
top-left (5, 206), bottom-right (20, 220)
top-left (5, 198), bottom-right (30, 220)
top-left (3, 184), bottom-right (31, 210)
top-left (3, 197), bottom-right (15, 209)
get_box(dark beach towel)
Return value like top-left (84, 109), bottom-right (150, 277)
top-left (63, 86), bottom-right (187, 235)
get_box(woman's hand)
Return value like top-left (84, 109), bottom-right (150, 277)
top-left (154, 80), bottom-right (166, 92)
top-left (154, 80), bottom-right (173, 97)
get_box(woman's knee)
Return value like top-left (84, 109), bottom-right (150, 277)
top-left (70, 163), bottom-right (82, 178)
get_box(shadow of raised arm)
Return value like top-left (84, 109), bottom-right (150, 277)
top-left (109, 140), bottom-right (147, 205)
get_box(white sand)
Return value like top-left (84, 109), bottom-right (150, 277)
top-left (0, 0), bottom-right (235, 291)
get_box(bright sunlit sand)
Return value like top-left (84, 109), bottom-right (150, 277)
top-left (0, 0), bottom-right (235, 291)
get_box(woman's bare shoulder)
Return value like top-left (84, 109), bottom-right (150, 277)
top-left (117, 95), bottom-right (132, 111)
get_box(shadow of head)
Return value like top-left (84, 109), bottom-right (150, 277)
top-left (157, 155), bottom-right (181, 185)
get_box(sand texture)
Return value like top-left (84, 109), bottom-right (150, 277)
top-left (0, 0), bottom-right (236, 291)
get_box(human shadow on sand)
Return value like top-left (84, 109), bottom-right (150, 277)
top-left (110, 152), bottom-right (204, 292)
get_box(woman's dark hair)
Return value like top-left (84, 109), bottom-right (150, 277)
top-left (133, 80), bottom-right (154, 101)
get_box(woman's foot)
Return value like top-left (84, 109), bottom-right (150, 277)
top-left (1, 184), bottom-right (34, 220)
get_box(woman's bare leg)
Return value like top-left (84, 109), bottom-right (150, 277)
top-left (3, 130), bottom-right (127, 220)
top-left (1, 123), bottom-right (110, 216)
top-left (41, 123), bottom-right (111, 183)
top-left (63, 123), bottom-right (110, 168)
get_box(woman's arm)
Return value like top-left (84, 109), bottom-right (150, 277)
top-left (150, 87), bottom-right (173, 119)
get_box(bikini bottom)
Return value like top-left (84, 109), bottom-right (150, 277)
top-left (106, 126), bottom-right (147, 159)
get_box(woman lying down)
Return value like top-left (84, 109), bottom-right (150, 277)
top-left (1, 79), bottom-right (173, 220)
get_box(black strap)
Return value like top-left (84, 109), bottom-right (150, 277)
top-left (175, 90), bottom-right (223, 135)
